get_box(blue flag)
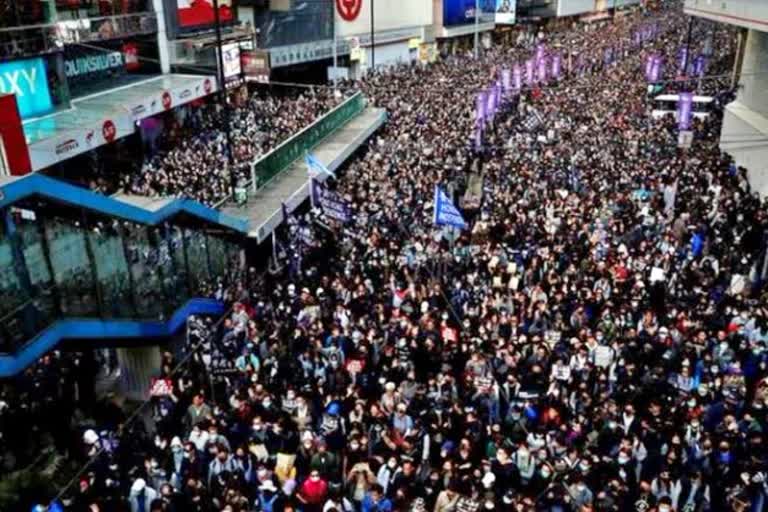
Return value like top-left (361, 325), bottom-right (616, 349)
top-left (433, 186), bottom-right (467, 229)
top-left (305, 152), bottom-right (336, 179)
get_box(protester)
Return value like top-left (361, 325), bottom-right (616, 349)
top-left (15, 2), bottom-right (768, 512)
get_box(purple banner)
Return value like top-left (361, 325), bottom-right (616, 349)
top-left (535, 44), bottom-right (545, 64)
top-left (693, 55), bottom-right (706, 77)
top-left (513, 64), bottom-right (522, 92)
top-left (502, 68), bottom-right (512, 92)
top-left (525, 58), bottom-right (535, 85)
top-left (487, 88), bottom-right (496, 119)
top-left (633, 31), bottom-right (641, 46)
top-left (649, 55), bottom-right (663, 83)
top-left (645, 54), bottom-right (655, 80)
top-left (577, 54), bottom-right (585, 76)
top-left (476, 91), bottom-right (487, 126)
top-left (679, 47), bottom-right (688, 74)
top-left (495, 82), bottom-right (502, 106)
top-left (551, 53), bottom-right (561, 79)
top-left (677, 91), bottom-right (694, 130)
top-left (537, 56), bottom-right (548, 83)
top-left (474, 125), bottom-right (483, 152)
top-left (604, 47), bottom-right (613, 66)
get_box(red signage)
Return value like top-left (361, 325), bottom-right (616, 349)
top-left (162, 91), bottom-right (172, 110)
top-left (336, 0), bottom-right (362, 21)
top-left (177, 0), bottom-right (233, 28)
top-left (123, 42), bottom-right (140, 71)
top-left (0, 94), bottom-right (31, 175)
top-left (102, 120), bottom-right (116, 142)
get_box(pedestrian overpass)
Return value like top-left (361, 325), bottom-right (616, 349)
top-left (0, 93), bottom-right (386, 380)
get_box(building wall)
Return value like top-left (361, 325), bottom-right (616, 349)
top-left (557, 0), bottom-right (594, 16)
top-left (684, 0), bottom-right (768, 32)
top-left (336, 0), bottom-right (433, 38)
top-left (720, 29), bottom-right (768, 197)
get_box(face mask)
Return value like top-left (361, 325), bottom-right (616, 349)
top-left (541, 469), bottom-right (551, 479)
top-left (351, 443), bottom-right (360, 451)
top-left (618, 455), bottom-right (630, 465)
top-left (659, 506), bottom-right (670, 512)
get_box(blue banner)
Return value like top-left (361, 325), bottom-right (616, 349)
top-left (434, 186), bottom-right (467, 229)
top-left (311, 179), bottom-right (350, 223)
top-left (0, 57), bottom-right (53, 119)
top-left (443, 0), bottom-right (495, 26)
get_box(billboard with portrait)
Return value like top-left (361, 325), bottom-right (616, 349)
top-left (495, 0), bottom-right (516, 24)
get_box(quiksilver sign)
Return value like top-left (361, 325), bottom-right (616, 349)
top-left (65, 52), bottom-right (124, 78)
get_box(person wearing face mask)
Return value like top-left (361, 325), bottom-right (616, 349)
top-left (654, 495), bottom-right (675, 512)
top-left (298, 470), bottom-right (329, 511)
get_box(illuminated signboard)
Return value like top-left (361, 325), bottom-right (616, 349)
top-left (0, 58), bottom-right (53, 120)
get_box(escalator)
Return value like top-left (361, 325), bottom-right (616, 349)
top-left (0, 173), bottom-right (249, 377)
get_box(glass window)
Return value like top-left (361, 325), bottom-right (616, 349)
top-left (42, 217), bottom-right (98, 317)
top-left (165, 225), bottom-right (191, 309)
top-left (185, 228), bottom-right (210, 294)
top-left (123, 223), bottom-right (164, 319)
top-left (207, 234), bottom-right (227, 279)
top-left (89, 219), bottom-right (135, 318)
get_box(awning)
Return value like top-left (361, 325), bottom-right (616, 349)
top-left (23, 74), bottom-right (218, 172)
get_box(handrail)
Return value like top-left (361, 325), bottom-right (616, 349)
top-left (0, 173), bottom-right (250, 234)
top-left (214, 91), bottom-right (366, 209)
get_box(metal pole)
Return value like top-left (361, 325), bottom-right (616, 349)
top-left (212, 0), bottom-right (237, 201)
top-left (332, 1), bottom-right (338, 88)
top-left (370, 0), bottom-right (375, 72)
top-left (474, 0), bottom-right (480, 59)
top-left (683, 16), bottom-right (695, 76)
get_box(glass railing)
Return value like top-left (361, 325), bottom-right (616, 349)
top-left (0, 205), bottom-right (242, 354)
top-left (0, 12), bottom-right (157, 60)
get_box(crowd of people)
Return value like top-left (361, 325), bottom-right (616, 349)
top-left (11, 1), bottom-right (768, 511)
top-left (85, 88), bottom-right (344, 205)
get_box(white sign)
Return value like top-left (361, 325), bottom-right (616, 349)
top-left (222, 43), bottom-right (242, 80)
top-left (495, 0), bottom-right (516, 24)
top-left (126, 76), bottom-right (217, 121)
top-left (678, 130), bottom-right (693, 149)
top-left (27, 114), bottom-right (134, 171)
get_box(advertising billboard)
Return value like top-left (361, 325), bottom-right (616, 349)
top-left (177, 0), bottom-right (234, 28)
top-left (64, 37), bottom-right (161, 98)
top-left (495, 0), bottom-right (516, 24)
top-left (0, 58), bottom-right (53, 120)
top-left (222, 43), bottom-right (241, 80)
top-left (443, 0), bottom-right (495, 26)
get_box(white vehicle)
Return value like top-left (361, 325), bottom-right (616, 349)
top-left (651, 93), bottom-right (714, 121)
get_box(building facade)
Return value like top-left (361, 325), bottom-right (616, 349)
top-left (685, 0), bottom-right (768, 196)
